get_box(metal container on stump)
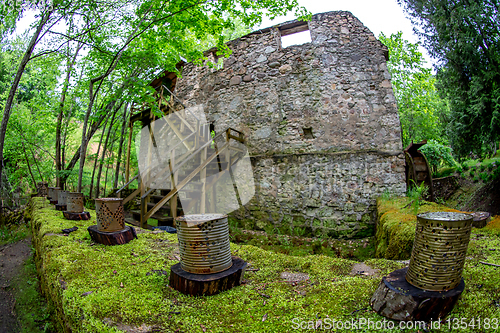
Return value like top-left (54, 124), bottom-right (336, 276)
top-left (95, 198), bottom-right (125, 232)
top-left (66, 192), bottom-right (84, 213)
top-left (169, 213), bottom-right (247, 296)
top-left (175, 214), bottom-right (232, 274)
top-left (50, 187), bottom-right (61, 204)
top-left (406, 211), bottom-right (473, 291)
top-left (56, 190), bottom-right (68, 211)
top-left (88, 198), bottom-right (136, 246)
top-left (36, 182), bottom-right (48, 197)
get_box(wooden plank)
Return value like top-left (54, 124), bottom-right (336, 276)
top-left (144, 142), bottom-right (229, 221)
top-left (123, 188), bottom-right (140, 205)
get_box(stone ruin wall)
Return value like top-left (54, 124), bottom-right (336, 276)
top-left (173, 11), bottom-right (406, 238)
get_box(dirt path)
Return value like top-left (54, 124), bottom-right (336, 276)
top-left (0, 238), bottom-right (32, 333)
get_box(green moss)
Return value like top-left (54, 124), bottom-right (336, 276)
top-left (27, 197), bottom-right (500, 332)
top-left (375, 197), bottom-right (466, 260)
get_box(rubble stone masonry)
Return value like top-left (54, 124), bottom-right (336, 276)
top-left (173, 11), bottom-right (406, 238)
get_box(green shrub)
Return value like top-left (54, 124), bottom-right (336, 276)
top-left (469, 170), bottom-right (475, 177)
top-left (461, 162), bottom-right (469, 171)
top-left (479, 172), bottom-right (489, 182)
top-left (419, 140), bottom-right (457, 174)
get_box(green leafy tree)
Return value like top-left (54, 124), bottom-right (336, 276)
top-left (398, 0), bottom-right (500, 158)
top-left (379, 31), bottom-right (449, 147)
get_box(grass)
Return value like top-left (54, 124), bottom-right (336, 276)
top-left (12, 255), bottom-right (55, 333)
top-left (0, 223), bottom-right (29, 246)
top-left (26, 197), bottom-right (500, 332)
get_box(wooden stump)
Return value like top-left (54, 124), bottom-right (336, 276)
top-left (55, 204), bottom-right (67, 211)
top-left (63, 211), bottom-right (91, 220)
top-left (169, 257), bottom-right (247, 296)
top-left (87, 225), bottom-right (137, 246)
top-left (472, 212), bottom-right (491, 228)
top-left (370, 267), bottom-right (464, 322)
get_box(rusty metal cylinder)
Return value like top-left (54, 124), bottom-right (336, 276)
top-left (37, 182), bottom-right (48, 197)
top-left (51, 187), bottom-right (61, 202)
top-left (57, 190), bottom-right (68, 205)
top-left (66, 192), bottom-right (84, 213)
top-left (95, 198), bottom-right (125, 232)
top-left (406, 212), bottom-right (473, 291)
top-left (175, 214), bottom-right (232, 274)
top-left (48, 187), bottom-right (60, 200)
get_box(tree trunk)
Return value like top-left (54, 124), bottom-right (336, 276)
top-left (21, 141), bottom-right (37, 186)
top-left (60, 111), bottom-right (108, 187)
top-left (89, 113), bottom-right (110, 198)
top-left (114, 103), bottom-right (130, 188)
top-left (95, 107), bottom-right (119, 198)
top-left (0, 10), bottom-right (51, 214)
top-left (104, 127), bottom-right (119, 195)
top-left (76, 8), bottom-right (152, 192)
top-left (56, 43), bottom-right (82, 188)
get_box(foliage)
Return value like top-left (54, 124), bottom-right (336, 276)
top-left (398, 0), bottom-right (500, 158)
top-left (418, 139), bottom-right (457, 174)
top-left (406, 179), bottom-right (428, 214)
top-left (379, 31), bottom-right (449, 147)
top-left (0, 0), bottom-right (309, 202)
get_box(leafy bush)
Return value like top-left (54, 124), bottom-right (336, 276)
top-left (419, 140), bottom-right (457, 174)
top-left (407, 180), bottom-right (429, 214)
top-left (461, 162), bottom-right (469, 171)
top-left (479, 172), bottom-right (489, 182)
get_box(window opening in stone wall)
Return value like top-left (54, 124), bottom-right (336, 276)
top-left (303, 127), bottom-right (314, 139)
top-left (280, 25), bottom-right (311, 48)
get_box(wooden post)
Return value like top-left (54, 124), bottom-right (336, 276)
top-left (170, 149), bottom-right (178, 221)
top-left (124, 122), bottom-right (133, 187)
top-left (200, 145), bottom-right (207, 214)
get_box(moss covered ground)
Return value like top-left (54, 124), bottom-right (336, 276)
top-left (375, 197), bottom-right (470, 260)
top-left (27, 197), bottom-right (500, 332)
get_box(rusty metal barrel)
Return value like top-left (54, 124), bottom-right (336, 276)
top-left (175, 214), bottom-right (232, 274)
top-left (52, 187), bottom-right (61, 203)
top-left (66, 192), bottom-right (84, 213)
top-left (57, 190), bottom-right (68, 206)
top-left (48, 187), bottom-right (60, 201)
top-left (95, 198), bottom-right (125, 232)
top-left (406, 212), bottom-right (473, 291)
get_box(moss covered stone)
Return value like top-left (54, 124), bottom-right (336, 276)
top-left (375, 197), bottom-right (469, 260)
top-left (26, 197), bottom-right (500, 332)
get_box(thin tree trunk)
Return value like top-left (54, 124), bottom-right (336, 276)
top-left (89, 113), bottom-right (110, 198)
top-left (104, 127), bottom-right (119, 195)
top-left (28, 143), bottom-right (44, 183)
top-left (95, 107), bottom-right (119, 198)
top-left (77, 8), bottom-right (152, 192)
top-left (60, 111), bottom-right (108, 187)
top-left (0, 10), bottom-right (51, 214)
top-left (114, 103), bottom-right (130, 188)
top-left (21, 141), bottom-right (37, 186)
top-left (56, 42), bottom-right (82, 187)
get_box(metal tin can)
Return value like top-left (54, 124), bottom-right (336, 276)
top-left (66, 192), bottom-right (84, 213)
top-left (37, 182), bottom-right (48, 197)
top-left (48, 187), bottom-right (60, 200)
top-left (406, 211), bottom-right (473, 291)
top-left (51, 187), bottom-right (61, 202)
top-left (57, 190), bottom-right (68, 205)
top-left (95, 198), bottom-right (125, 232)
top-left (176, 214), bottom-right (232, 274)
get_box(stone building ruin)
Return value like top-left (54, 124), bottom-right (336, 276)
top-left (151, 11), bottom-right (406, 238)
